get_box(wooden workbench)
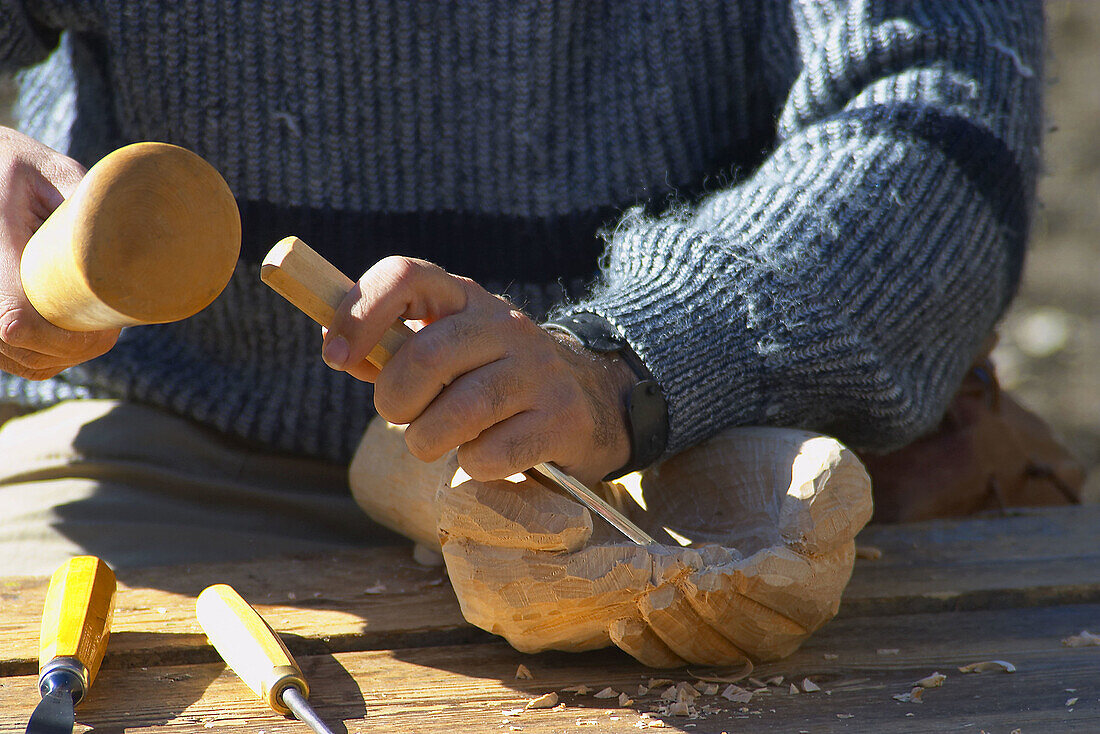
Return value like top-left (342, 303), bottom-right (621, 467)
top-left (2, 506), bottom-right (1098, 733)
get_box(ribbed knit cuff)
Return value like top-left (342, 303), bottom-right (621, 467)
top-left (0, 1), bottom-right (58, 70)
top-left (552, 219), bottom-right (769, 458)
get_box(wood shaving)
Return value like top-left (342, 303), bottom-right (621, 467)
top-left (515, 664), bottom-right (533, 680)
top-left (693, 683), bottom-right (718, 696)
top-left (560, 684), bottom-right (590, 695)
top-left (687, 660), bottom-right (754, 684)
top-left (648, 678), bottom-right (674, 689)
top-left (721, 685), bottom-right (753, 704)
top-left (958, 660), bottom-right (1016, 674)
top-left (594, 687), bottom-right (619, 699)
top-left (667, 701), bottom-right (693, 717)
top-left (660, 685), bottom-right (679, 702)
top-left (747, 677), bottom-right (767, 688)
top-left (892, 687), bottom-right (924, 704)
top-left (1063, 630), bottom-right (1100, 647)
top-left (1066, 697), bottom-right (1079, 707)
top-left (618, 693), bottom-right (634, 707)
top-left (636, 685), bottom-right (649, 697)
top-left (502, 708), bottom-right (524, 716)
top-left (363, 582), bottom-right (387, 594)
top-left (525, 692), bottom-right (558, 710)
top-left (823, 653), bottom-right (839, 661)
top-left (837, 713), bottom-right (855, 719)
top-left (915, 672), bottom-right (946, 688)
top-left (802, 678), bottom-right (821, 693)
top-left (789, 683), bottom-right (800, 694)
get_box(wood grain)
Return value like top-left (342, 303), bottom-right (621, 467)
top-left (3, 507), bottom-right (1098, 677)
top-left (2, 604), bottom-right (1096, 733)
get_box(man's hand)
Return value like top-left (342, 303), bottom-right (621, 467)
top-left (0, 127), bottom-right (119, 379)
top-left (323, 256), bottom-right (634, 485)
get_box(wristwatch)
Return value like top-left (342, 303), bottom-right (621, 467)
top-left (543, 313), bottom-right (669, 479)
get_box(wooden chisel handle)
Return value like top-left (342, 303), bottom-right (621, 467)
top-left (196, 584), bottom-right (308, 715)
top-left (38, 556), bottom-right (116, 704)
top-left (261, 236), bottom-right (411, 369)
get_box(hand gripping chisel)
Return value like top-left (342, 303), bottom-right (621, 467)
top-left (260, 235), bottom-right (656, 546)
top-left (25, 556), bottom-right (116, 734)
top-left (196, 584), bottom-right (337, 734)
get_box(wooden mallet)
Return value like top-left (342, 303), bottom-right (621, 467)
top-left (20, 142), bottom-right (241, 331)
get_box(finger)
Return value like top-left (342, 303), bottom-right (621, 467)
top-left (319, 326), bottom-right (381, 381)
top-left (608, 617), bottom-right (689, 669)
top-left (437, 470), bottom-right (592, 552)
top-left (0, 352), bottom-right (65, 381)
top-left (374, 304), bottom-right (515, 424)
top-left (402, 357), bottom-right (527, 463)
top-left (638, 582), bottom-right (752, 667)
top-left (456, 409), bottom-right (564, 482)
top-left (322, 256), bottom-right (468, 372)
top-left (30, 149), bottom-right (86, 214)
top-left (0, 306), bottom-right (118, 361)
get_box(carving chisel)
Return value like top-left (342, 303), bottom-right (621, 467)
top-left (25, 556), bottom-right (116, 734)
top-left (196, 584), bottom-right (336, 734)
top-left (260, 236), bottom-right (656, 546)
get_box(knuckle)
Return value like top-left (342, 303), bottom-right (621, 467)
top-left (0, 305), bottom-right (39, 349)
top-left (456, 444), bottom-right (508, 483)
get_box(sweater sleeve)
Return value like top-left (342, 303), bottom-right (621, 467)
top-left (0, 0), bottom-right (61, 71)
top-left (554, 0), bottom-right (1044, 456)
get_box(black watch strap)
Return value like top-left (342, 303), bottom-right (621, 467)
top-left (543, 313), bottom-right (669, 479)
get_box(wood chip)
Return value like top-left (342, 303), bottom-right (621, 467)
top-left (660, 685), bottom-right (679, 702)
top-left (502, 708), bottom-right (524, 716)
top-left (855, 545), bottom-right (883, 560)
top-left (747, 678), bottom-right (767, 688)
top-left (915, 672), bottom-right (946, 688)
top-left (636, 685), bottom-right (649, 697)
top-left (618, 693), bottom-right (634, 707)
top-left (525, 692), bottom-right (558, 710)
top-left (648, 678), bottom-right (674, 689)
top-left (1066, 697), bottom-right (1079, 707)
top-left (892, 687), bottom-right (924, 704)
top-left (1063, 630), bottom-right (1100, 647)
top-left (721, 685), bottom-right (753, 704)
top-left (802, 678), bottom-right (821, 693)
top-left (668, 701), bottom-right (693, 717)
top-left (765, 676), bottom-right (784, 687)
top-left (515, 664), bottom-right (533, 680)
top-left (837, 714), bottom-right (855, 719)
top-left (789, 683), bottom-right (800, 694)
top-left (594, 687), bottom-right (619, 699)
top-left (823, 653), bottom-right (839, 661)
top-left (958, 660), bottom-right (1016, 674)
top-left (560, 685), bottom-right (590, 695)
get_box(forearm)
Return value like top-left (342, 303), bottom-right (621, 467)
top-left (556, 0), bottom-right (1044, 455)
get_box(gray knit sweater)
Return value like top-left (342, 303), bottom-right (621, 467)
top-left (0, 1), bottom-right (1043, 464)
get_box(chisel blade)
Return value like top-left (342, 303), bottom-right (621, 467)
top-left (24, 685), bottom-right (74, 734)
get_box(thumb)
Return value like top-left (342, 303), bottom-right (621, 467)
top-left (437, 468), bottom-right (593, 552)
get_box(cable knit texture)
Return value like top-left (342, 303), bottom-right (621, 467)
top-left (0, 1), bottom-right (1043, 463)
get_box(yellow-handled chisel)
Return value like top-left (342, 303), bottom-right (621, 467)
top-left (196, 584), bottom-right (336, 734)
top-left (25, 556), bottom-right (116, 734)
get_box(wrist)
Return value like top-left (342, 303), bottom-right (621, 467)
top-left (544, 313), bottom-right (669, 479)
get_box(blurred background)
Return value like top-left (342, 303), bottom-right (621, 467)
top-left (2, 2), bottom-right (1096, 501)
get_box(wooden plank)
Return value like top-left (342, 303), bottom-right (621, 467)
top-left (4, 507), bottom-right (1097, 676)
top-left (844, 505), bottom-right (1100, 615)
top-left (2, 603), bottom-right (1097, 733)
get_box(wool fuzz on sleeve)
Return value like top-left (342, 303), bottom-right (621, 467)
top-left (556, 0), bottom-right (1044, 455)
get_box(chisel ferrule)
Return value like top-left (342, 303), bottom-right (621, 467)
top-left (38, 657), bottom-right (87, 705)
